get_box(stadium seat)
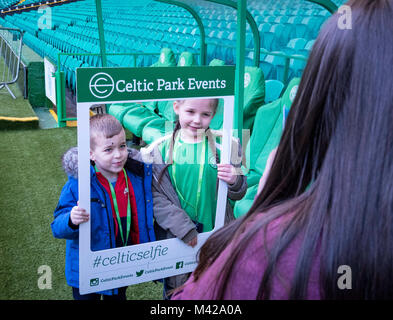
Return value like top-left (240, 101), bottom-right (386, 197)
top-left (290, 54), bottom-right (307, 78)
top-left (233, 77), bottom-right (300, 218)
top-left (283, 16), bottom-right (303, 40)
top-left (122, 105), bottom-right (159, 139)
top-left (208, 58), bottom-right (225, 66)
top-left (208, 65), bottom-right (265, 133)
top-left (141, 116), bottom-right (174, 144)
top-left (260, 51), bottom-right (286, 80)
top-left (177, 51), bottom-right (196, 67)
top-left (298, 39), bottom-right (315, 57)
top-left (265, 79), bottom-right (284, 103)
top-left (108, 47), bottom-right (177, 138)
top-left (283, 37), bottom-right (307, 56)
top-left (243, 66), bottom-right (266, 133)
top-left (151, 47), bottom-right (177, 67)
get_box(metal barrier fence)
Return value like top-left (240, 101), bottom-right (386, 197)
top-left (0, 27), bottom-right (23, 99)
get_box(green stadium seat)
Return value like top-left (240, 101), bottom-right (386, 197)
top-left (265, 79), bottom-right (284, 103)
top-left (243, 66), bottom-right (266, 133)
top-left (122, 105), bottom-right (159, 138)
top-left (258, 22), bottom-right (271, 37)
top-left (151, 47), bottom-right (176, 67)
top-left (261, 51), bottom-right (286, 80)
top-left (208, 58), bottom-right (225, 66)
top-left (290, 54), bottom-right (307, 78)
top-left (177, 51), bottom-right (196, 67)
top-left (283, 37), bottom-right (307, 56)
top-left (233, 77), bottom-right (300, 218)
top-left (141, 117), bottom-right (174, 145)
top-left (298, 39), bottom-right (315, 57)
top-left (108, 47), bottom-right (177, 140)
top-left (107, 103), bottom-right (133, 126)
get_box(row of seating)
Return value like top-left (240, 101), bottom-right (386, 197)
top-left (0, 0), bottom-right (18, 10)
top-left (2, 0), bottom-right (309, 217)
top-left (14, 1), bottom-right (323, 45)
top-left (3, 7), bottom-right (311, 92)
top-left (107, 49), bottom-right (265, 144)
top-left (0, 0), bottom-right (322, 92)
top-left (106, 44), bottom-right (300, 217)
top-left (4, 0), bottom-right (327, 56)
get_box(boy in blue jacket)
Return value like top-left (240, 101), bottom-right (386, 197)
top-left (51, 114), bottom-right (155, 300)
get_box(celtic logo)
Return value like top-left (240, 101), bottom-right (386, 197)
top-left (89, 72), bottom-right (115, 99)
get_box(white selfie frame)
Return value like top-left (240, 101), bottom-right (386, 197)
top-left (76, 67), bottom-right (234, 294)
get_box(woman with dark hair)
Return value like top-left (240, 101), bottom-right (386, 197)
top-left (172, 0), bottom-right (393, 299)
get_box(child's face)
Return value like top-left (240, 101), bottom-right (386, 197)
top-left (90, 129), bottom-right (128, 180)
top-left (173, 99), bottom-right (216, 141)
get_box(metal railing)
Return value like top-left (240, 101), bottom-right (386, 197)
top-left (205, 41), bottom-right (308, 85)
top-left (52, 48), bottom-right (306, 127)
top-left (0, 27), bottom-right (23, 99)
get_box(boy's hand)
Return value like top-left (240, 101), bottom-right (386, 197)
top-left (70, 202), bottom-right (89, 226)
top-left (217, 163), bottom-right (237, 185)
top-left (187, 236), bottom-right (198, 248)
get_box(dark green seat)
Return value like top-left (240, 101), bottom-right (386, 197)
top-left (208, 66), bottom-right (265, 133)
top-left (234, 77), bottom-right (300, 218)
top-left (243, 66), bottom-right (266, 133)
top-left (177, 51), bottom-right (196, 66)
top-left (141, 117), bottom-right (175, 145)
top-left (151, 47), bottom-right (176, 67)
top-left (108, 48), bottom-right (177, 137)
top-left (122, 105), bottom-right (158, 138)
top-left (154, 51), bottom-right (198, 122)
top-left (107, 103), bottom-right (133, 125)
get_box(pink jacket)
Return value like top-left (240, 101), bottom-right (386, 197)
top-left (172, 214), bottom-right (321, 300)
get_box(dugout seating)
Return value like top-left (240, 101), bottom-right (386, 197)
top-left (234, 77), bottom-right (300, 218)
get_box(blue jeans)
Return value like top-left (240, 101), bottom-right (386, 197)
top-left (72, 287), bottom-right (127, 300)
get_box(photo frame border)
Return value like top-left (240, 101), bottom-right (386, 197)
top-left (76, 67), bottom-right (235, 294)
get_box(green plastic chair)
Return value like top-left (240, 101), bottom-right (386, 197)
top-left (265, 79), bottom-right (284, 103)
top-left (153, 51), bottom-right (198, 122)
top-left (208, 58), bottom-right (225, 66)
top-left (151, 47), bottom-right (176, 67)
top-left (208, 63), bottom-right (265, 134)
top-left (233, 77), bottom-right (301, 218)
top-left (107, 103), bottom-right (133, 126)
top-left (109, 47), bottom-right (177, 136)
top-left (141, 117), bottom-right (175, 145)
top-left (243, 66), bottom-right (266, 133)
top-left (122, 105), bottom-right (158, 138)
top-left (177, 51), bottom-right (196, 66)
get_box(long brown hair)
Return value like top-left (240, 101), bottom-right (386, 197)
top-left (189, 0), bottom-right (393, 299)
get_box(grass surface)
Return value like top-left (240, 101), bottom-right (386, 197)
top-left (0, 127), bottom-right (162, 300)
top-left (0, 57), bottom-right (39, 129)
